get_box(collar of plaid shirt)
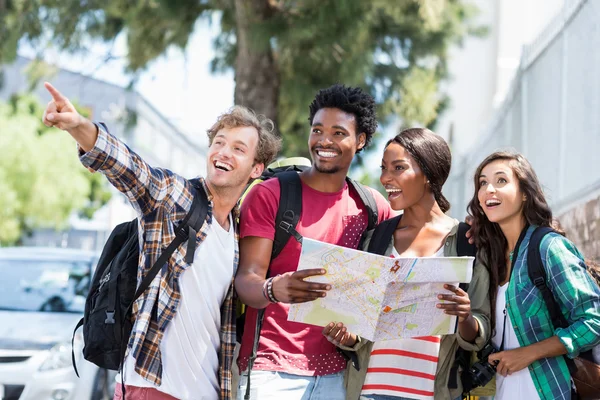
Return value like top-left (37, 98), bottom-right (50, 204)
top-left (128, 178), bottom-right (239, 399)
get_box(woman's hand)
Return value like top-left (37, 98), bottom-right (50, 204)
top-left (437, 284), bottom-right (471, 322)
top-left (322, 322), bottom-right (357, 347)
top-left (488, 348), bottom-right (536, 376)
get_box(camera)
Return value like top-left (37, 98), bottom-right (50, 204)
top-left (461, 343), bottom-right (498, 392)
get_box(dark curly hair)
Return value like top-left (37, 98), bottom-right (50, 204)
top-left (308, 84), bottom-right (377, 153)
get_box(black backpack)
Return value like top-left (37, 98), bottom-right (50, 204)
top-left (71, 181), bottom-right (208, 376)
top-left (241, 167), bottom-right (379, 400)
top-left (527, 226), bottom-right (600, 397)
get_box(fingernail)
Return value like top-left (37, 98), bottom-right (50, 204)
top-left (438, 295), bottom-right (443, 299)
top-left (326, 285), bottom-right (331, 290)
top-left (320, 269), bottom-right (326, 274)
top-left (436, 304), bottom-right (441, 308)
top-left (321, 293), bottom-right (326, 297)
top-left (47, 114), bottom-right (54, 121)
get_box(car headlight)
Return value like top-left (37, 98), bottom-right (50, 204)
top-left (39, 333), bottom-right (83, 372)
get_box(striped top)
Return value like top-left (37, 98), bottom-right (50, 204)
top-left (362, 246), bottom-right (445, 400)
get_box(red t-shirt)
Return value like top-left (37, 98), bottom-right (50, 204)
top-left (237, 177), bottom-right (393, 376)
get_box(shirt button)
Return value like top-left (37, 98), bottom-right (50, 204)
top-left (445, 241), bottom-right (449, 246)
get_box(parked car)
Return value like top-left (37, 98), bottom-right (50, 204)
top-left (0, 247), bottom-right (117, 400)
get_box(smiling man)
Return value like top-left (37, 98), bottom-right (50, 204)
top-left (41, 82), bottom-right (281, 400)
top-left (234, 84), bottom-right (393, 400)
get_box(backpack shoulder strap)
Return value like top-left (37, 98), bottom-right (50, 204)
top-left (527, 226), bottom-right (569, 328)
top-left (367, 215), bottom-right (402, 255)
top-left (456, 223), bottom-right (477, 257)
top-left (133, 183), bottom-right (209, 303)
top-left (347, 178), bottom-right (378, 230)
top-left (456, 222), bottom-right (477, 293)
top-left (272, 171), bottom-right (303, 260)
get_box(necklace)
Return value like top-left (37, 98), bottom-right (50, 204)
top-left (509, 250), bottom-right (514, 262)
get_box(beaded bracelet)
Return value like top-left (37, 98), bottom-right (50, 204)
top-left (266, 276), bottom-right (280, 303)
top-left (262, 279), bottom-right (270, 301)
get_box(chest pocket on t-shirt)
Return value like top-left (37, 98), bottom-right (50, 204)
top-left (341, 215), bottom-right (367, 249)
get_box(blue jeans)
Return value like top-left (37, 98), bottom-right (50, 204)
top-left (237, 370), bottom-right (345, 400)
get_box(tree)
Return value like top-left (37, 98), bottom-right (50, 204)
top-left (0, 0), bottom-right (483, 156)
top-left (0, 93), bottom-right (111, 245)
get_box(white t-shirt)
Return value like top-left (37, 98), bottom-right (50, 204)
top-left (491, 284), bottom-right (539, 400)
top-left (120, 215), bottom-right (235, 400)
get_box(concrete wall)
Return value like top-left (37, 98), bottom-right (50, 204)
top-left (559, 194), bottom-right (600, 261)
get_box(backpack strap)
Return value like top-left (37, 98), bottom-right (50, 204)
top-left (526, 226), bottom-right (569, 328)
top-left (457, 223), bottom-right (477, 257)
top-left (132, 184), bottom-right (208, 303)
top-left (526, 226), bottom-right (581, 380)
top-left (272, 171), bottom-right (304, 259)
top-left (367, 215), bottom-right (402, 255)
top-left (456, 222), bottom-right (476, 294)
top-left (347, 178), bottom-right (378, 230)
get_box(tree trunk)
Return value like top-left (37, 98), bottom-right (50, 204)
top-left (233, 0), bottom-right (279, 129)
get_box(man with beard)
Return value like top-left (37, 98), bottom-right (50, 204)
top-left (41, 82), bottom-right (281, 400)
top-left (234, 84), bottom-right (393, 399)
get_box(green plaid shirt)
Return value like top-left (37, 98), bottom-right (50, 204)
top-left (505, 225), bottom-right (600, 399)
top-left (79, 125), bottom-right (238, 399)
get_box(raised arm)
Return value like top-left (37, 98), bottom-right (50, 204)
top-left (42, 82), bottom-right (185, 216)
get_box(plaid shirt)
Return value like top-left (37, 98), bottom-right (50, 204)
top-left (79, 125), bottom-right (238, 399)
top-left (505, 225), bottom-right (600, 399)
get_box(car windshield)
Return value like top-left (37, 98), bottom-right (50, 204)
top-left (0, 259), bottom-right (91, 313)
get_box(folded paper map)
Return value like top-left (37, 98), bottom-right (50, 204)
top-left (287, 238), bottom-right (474, 341)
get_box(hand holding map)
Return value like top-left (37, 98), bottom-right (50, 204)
top-left (287, 238), bottom-right (474, 341)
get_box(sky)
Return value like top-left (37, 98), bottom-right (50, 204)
top-left (19, 17), bottom-right (235, 146)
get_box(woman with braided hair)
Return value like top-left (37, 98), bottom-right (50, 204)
top-left (325, 128), bottom-right (491, 400)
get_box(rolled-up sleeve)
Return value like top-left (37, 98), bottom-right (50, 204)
top-left (543, 235), bottom-right (600, 358)
top-left (79, 123), bottom-right (184, 216)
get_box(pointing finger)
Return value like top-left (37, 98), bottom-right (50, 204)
top-left (44, 82), bottom-right (68, 104)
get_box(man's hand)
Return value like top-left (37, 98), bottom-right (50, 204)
top-left (488, 348), bottom-right (535, 377)
top-left (42, 82), bottom-right (83, 131)
top-left (271, 268), bottom-right (331, 304)
top-left (42, 82), bottom-right (98, 152)
top-left (322, 322), bottom-right (357, 347)
top-left (437, 284), bottom-right (471, 322)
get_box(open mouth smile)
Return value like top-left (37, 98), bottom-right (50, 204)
top-left (214, 160), bottom-right (233, 171)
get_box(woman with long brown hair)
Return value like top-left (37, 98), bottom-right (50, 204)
top-left (467, 151), bottom-right (600, 399)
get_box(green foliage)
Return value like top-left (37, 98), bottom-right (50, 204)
top-left (0, 0), bottom-right (483, 157)
top-left (0, 93), bottom-right (111, 245)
